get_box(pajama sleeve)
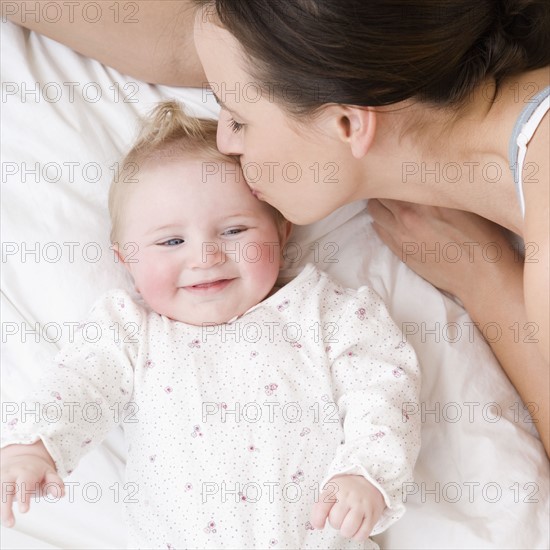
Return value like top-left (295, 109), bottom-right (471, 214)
top-left (1, 290), bottom-right (141, 478)
top-left (319, 285), bottom-right (421, 535)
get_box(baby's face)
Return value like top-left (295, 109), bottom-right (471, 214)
top-left (117, 157), bottom-right (284, 325)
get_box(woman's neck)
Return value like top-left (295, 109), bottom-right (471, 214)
top-left (359, 71), bottom-right (548, 234)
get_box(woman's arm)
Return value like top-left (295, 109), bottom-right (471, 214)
top-left (458, 243), bottom-right (549, 458)
top-left (367, 201), bottom-right (550, 457)
top-left (523, 110), bottom-right (550, 365)
top-left (2, 0), bottom-right (206, 86)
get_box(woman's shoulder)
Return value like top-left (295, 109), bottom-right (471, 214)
top-left (523, 115), bottom-right (549, 228)
top-left (519, 69), bottom-right (549, 221)
top-left (489, 68), bottom-right (549, 224)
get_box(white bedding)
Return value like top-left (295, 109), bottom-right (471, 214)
top-left (1, 20), bottom-right (549, 549)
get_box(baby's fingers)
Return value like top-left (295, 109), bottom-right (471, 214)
top-left (310, 482), bottom-right (339, 529)
top-left (310, 498), bottom-right (331, 529)
top-left (351, 516), bottom-right (375, 542)
top-left (16, 475), bottom-right (42, 514)
top-left (1, 479), bottom-right (18, 527)
top-left (42, 470), bottom-right (65, 498)
top-left (339, 508), bottom-right (365, 539)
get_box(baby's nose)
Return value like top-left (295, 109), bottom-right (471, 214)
top-left (191, 240), bottom-right (225, 268)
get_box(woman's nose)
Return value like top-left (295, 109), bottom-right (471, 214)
top-left (217, 109), bottom-right (244, 156)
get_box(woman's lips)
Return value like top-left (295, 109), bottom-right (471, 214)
top-left (183, 279), bottom-right (234, 294)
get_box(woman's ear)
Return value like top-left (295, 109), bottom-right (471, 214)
top-left (334, 105), bottom-right (377, 159)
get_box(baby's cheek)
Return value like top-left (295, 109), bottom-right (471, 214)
top-left (132, 256), bottom-right (177, 302)
top-left (251, 242), bottom-right (282, 283)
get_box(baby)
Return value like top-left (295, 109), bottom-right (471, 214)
top-left (1, 102), bottom-right (420, 549)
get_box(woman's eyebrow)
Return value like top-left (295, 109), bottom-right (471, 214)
top-left (210, 90), bottom-right (240, 115)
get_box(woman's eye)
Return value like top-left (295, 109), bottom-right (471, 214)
top-left (224, 228), bottom-right (246, 236)
top-left (158, 238), bottom-right (184, 246)
top-left (228, 118), bottom-right (244, 134)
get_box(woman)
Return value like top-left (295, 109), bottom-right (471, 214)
top-left (191, 0), bottom-right (549, 457)
top-left (7, 1), bottom-right (549, 455)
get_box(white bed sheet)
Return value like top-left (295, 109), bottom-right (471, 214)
top-left (1, 20), bottom-right (548, 549)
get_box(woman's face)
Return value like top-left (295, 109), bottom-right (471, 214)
top-left (194, 15), bottom-right (362, 225)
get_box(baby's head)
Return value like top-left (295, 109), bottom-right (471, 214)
top-left (109, 101), bottom-right (290, 325)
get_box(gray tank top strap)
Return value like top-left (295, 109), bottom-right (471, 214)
top-left (508, 85), bottom-right (550, 217)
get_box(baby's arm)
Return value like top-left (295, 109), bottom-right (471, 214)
top-left (312, 285), bottom-right (421, 540)
top-left (1, 291), bottom-right (140, 525)
top-left (1, 441), bottom-right (64, 527)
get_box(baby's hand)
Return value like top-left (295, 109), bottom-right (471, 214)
top-left (310, 474), bottom-right (385, 541)
top-left (1, 442), bottom-right (64, 527)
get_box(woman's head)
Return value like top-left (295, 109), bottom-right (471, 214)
top-left (109, 101), bottom-right (290, 325)
top-left (194, 16), bottom-right (378, 224)
top-left (195, 0), bottom-right (549, 112)
top-left (194, 1), bottom-right (549, 222)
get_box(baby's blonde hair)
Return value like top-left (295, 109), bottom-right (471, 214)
top-left (108, 100), bottom-right (287, 244)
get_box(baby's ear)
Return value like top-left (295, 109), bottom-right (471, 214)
top-left (278, 221), bottom-right (293, 268)
top-left (113, 243), bottom-right (135, 277)
top-left (111, 243), bottom-right (126, 265)
top-left (280, 221), bottom-right (293, 246)
top-left (114, 244), bottom-right (140, 293)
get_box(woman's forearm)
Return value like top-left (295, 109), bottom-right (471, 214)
top-left (2, 0), bottom-right (206, 86)
top-left (460, 262), bottom-right (550, 457)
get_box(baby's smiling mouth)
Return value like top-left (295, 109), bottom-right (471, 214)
top-left (183, 278), bottom-right (235, 293)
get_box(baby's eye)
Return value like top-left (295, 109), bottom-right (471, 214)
top-left (228, 118), bottom-right (245, 133)
top-left (223, 227), bottom-right (246, 236)
top-left (158, 238), bottom-right (184, 246)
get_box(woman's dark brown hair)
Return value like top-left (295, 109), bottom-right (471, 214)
top-left (195, 0), bottom-right (549, 114)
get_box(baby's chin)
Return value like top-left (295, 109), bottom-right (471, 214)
top-left (144, 285), bottom-right (278, 326)
top-left (163, 305), bottom-right (245, 326)
top-left (169, 314), bottom-right (238, 326)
